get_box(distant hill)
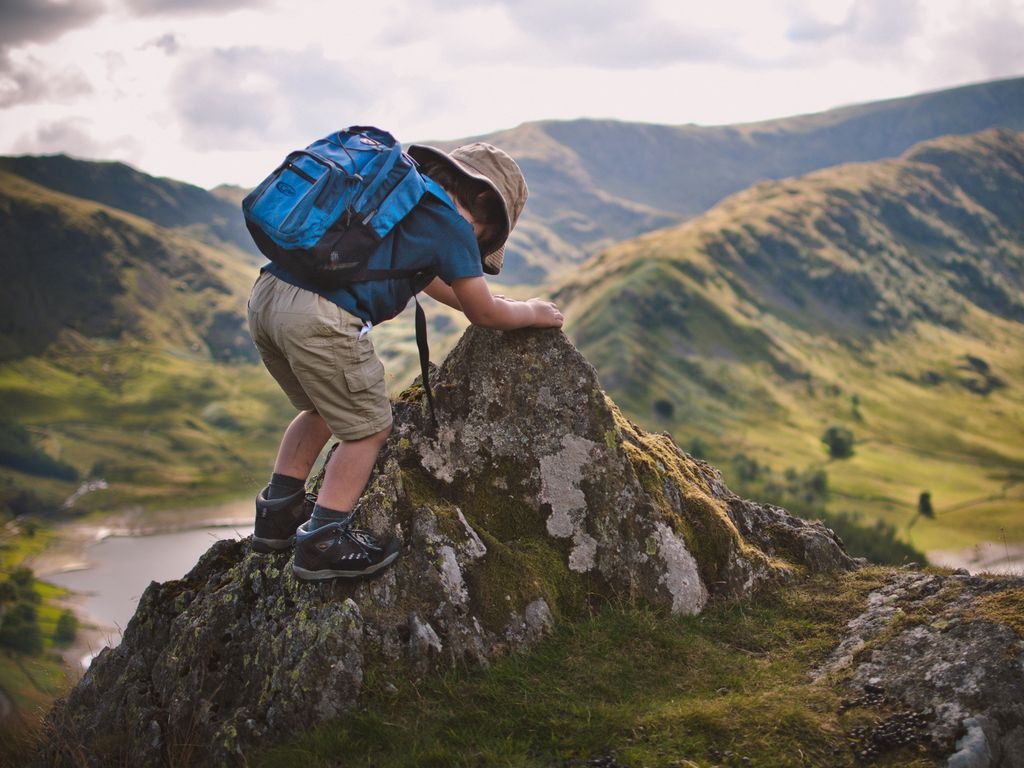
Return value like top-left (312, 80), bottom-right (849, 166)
top-left (209, 183), bottom-right (249, 208)
top-left (432, 77), bottom-right (1024, 282)
top-left (2, 79), bottom-right (1022, 527)
top-left (0, 154), bottom-right (259, 259)
top-left (0, 170), bottom-right (286, 515)
top-left (555, 128), bottom-right (1024, 555)
top-left (0, 171), bottom-right (258, 362)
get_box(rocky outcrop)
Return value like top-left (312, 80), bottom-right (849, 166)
top-left (39, 328), bottom-right (853, 766)
top-left (819, 569), bottom-right (1024, 767)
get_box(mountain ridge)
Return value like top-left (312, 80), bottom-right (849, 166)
top-left (0, 153), bottom-right (260, 260)
top-left (0, 169), bottom-right (257, 363)
top-left (428, 76), bottom-right (1024, 281)
top-left (555, 127), bottom-right (1024, 554)
top-left (0, 168), bottom-right (289, 514)
top-left (3, 77), bottom-right (1022, 286)
top-left (1, 81), bottom-right (1021, 540)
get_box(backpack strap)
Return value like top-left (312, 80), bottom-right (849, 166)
top-left (413, 295), bottom-right (437, 429)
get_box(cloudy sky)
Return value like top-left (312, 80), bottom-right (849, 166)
top-left (2, 0), bottom-right (1022, 188)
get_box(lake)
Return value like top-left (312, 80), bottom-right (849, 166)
top-left (47, 523), bottom-right (254, 647)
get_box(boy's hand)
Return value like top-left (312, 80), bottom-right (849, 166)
top-left (452, 276), bottom-right (564, 330)
top-left (528, 298), bottom-right (564, 328)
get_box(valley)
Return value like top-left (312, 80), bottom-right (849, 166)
top-left (0, 79), bottom-right (1022, 744)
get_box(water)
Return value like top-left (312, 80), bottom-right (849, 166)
top-left (47, 523), bottom-right (254, 645)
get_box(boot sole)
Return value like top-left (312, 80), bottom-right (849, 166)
top-left (292, 550), bottom-right (400, 581)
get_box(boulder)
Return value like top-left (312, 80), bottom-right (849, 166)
top-left (819, 570), bottom-right (1024, 767)
top-left (39, 327), bottom-right (853, 766)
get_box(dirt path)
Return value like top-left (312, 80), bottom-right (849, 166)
top-left (928, 541), bottom-right (1024, 575)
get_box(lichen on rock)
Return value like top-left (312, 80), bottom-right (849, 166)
top-left (819, 570), bottom-right (1024, 767)
top-left (39, 327), bottom-right (854, 766)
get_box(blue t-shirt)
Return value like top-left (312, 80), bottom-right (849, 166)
top-left (263, 180), bottom-right (483, 324)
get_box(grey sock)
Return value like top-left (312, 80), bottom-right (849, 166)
top-left (309, 503), bottom-right (354, 530)
top-left (266, 473), bottom-right (304, 500)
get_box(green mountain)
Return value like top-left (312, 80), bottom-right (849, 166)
top-left (0, 154), bottom-right (259, 259)
top-left (0, 171), bottom-right (259, 363)
top-left (556, 128), bottom-right (1024, 555)
top-left (0, 170), bottom-right (288, 516)
top-left (2, 79), bottom-right (1022, 539)
top-left (436, 76), bottom-right (1024, 283)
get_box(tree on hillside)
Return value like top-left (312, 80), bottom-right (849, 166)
top-left (54, 609), bottom-right (79, 645)
top-left (686, 437), bottom-right (708, 460)
top-left (918, 491), bottom-right (934, 518)
top-left (653, 399), bottom-right (675, 420)
top-left (0, 567), bottom-right (44, 656)
top-left (821, 426), bottom-right (855, 459)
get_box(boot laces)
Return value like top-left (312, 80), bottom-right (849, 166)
top-left (341, 527), bottom-right (382, 554)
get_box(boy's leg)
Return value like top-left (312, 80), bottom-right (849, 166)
top-left (315, 424), bottom-right (391, 514)
top-left (293, 424), bottom-right (399, 580)
top-left (272, 410), bottom-right (333, 482)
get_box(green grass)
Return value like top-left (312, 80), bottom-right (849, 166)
top-left (559, 131), bottom-right (1024, 559)
top-left (0, 557), bottom-right (78, 768)
top-left (0, 647), bottom-right (70, 767)
top-left (0, 521), bottom-right (56, 573)
top-left (0, 341), bottom-right (294, 514)
top-left (255, 568), bottom-right (941, 768)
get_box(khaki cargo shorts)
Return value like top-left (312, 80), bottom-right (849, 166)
top-left (247, 271), bottom-right (392, 441)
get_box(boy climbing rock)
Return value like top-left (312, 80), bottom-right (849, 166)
top-left (247, 140), bottom-right (563, 580)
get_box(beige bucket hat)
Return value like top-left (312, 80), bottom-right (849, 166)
top-left (407, 142), bottom-right (528, 275)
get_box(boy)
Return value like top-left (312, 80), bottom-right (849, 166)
top-left (246, 140), bottom-right (563, 580)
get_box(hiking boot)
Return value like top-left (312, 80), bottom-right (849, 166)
top-left (251, 486), bottom-right (315, 553)
top-left (292, 516), bottom-right (401, 580)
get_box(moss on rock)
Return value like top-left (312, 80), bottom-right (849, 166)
top-left (39, 325), bottom-right (855, 766)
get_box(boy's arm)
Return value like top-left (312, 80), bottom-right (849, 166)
top-left (422, 277), bottom-right (463, 310)
top-left (450, 276), bottom-right (563, 330)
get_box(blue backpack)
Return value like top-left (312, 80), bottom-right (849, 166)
top-left (242, 126), bottom-right (444, 424)
top-left (242, 126), bottom-right (428, 289)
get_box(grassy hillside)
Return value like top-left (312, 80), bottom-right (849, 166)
top-left (255, 568), bottom-right (944, 768)
top-left (557, 129), bottom-right (1024, 555)
top-left (0, 154), bottom-right (259, 259)
top-left (431, 76), bottom-right (1024, 283)
top-left (0, 171), bottom-right (291, 520)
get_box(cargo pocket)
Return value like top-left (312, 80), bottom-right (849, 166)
top-left (344, 356), bottom-right (385, 393)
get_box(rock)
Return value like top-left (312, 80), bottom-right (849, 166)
top-left (39, 327), bottom-right (854, 766)
top-left (818, 571), bottom-right (1024, 767)
top-left (949, 716), bottom-right (994, 768)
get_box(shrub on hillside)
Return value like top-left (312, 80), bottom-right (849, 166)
top-left (54, 610), bottom-right (79, 645)
top-left (0, 421), bottom-right (79, 481)
top-left (821, 510), bottom-right (924, 565)
top-left (0, 567), bottom-right (44, 655)
top-left (726, 463), bottom-right (926, 566)
top-left (653, 399), bottom-right (675, 420)
top-left (821, 425), bottom-right (855, 459)
top-left (686, 437), bottom-right (709, 460)
top-left (918, 491), bottom-right (935, 518)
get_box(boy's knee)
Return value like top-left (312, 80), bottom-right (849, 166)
top-left (344, 423), bottom-right (391, 447)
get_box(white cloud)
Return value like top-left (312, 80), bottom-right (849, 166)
top-left (0, 52), bottom-right (93, 108)
top-left (146, 33), bottom-right (180, 55)
top-left (170, 47), bottom-right (372, 150)
top-left (123, 0), bottom-right (272, 16)
top-left (927, 0), bottom-right (1024, 82)
top-left (0, 0), bottom-right (1020, 187)
top-left (11, 116), bottom-right (140, 158)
